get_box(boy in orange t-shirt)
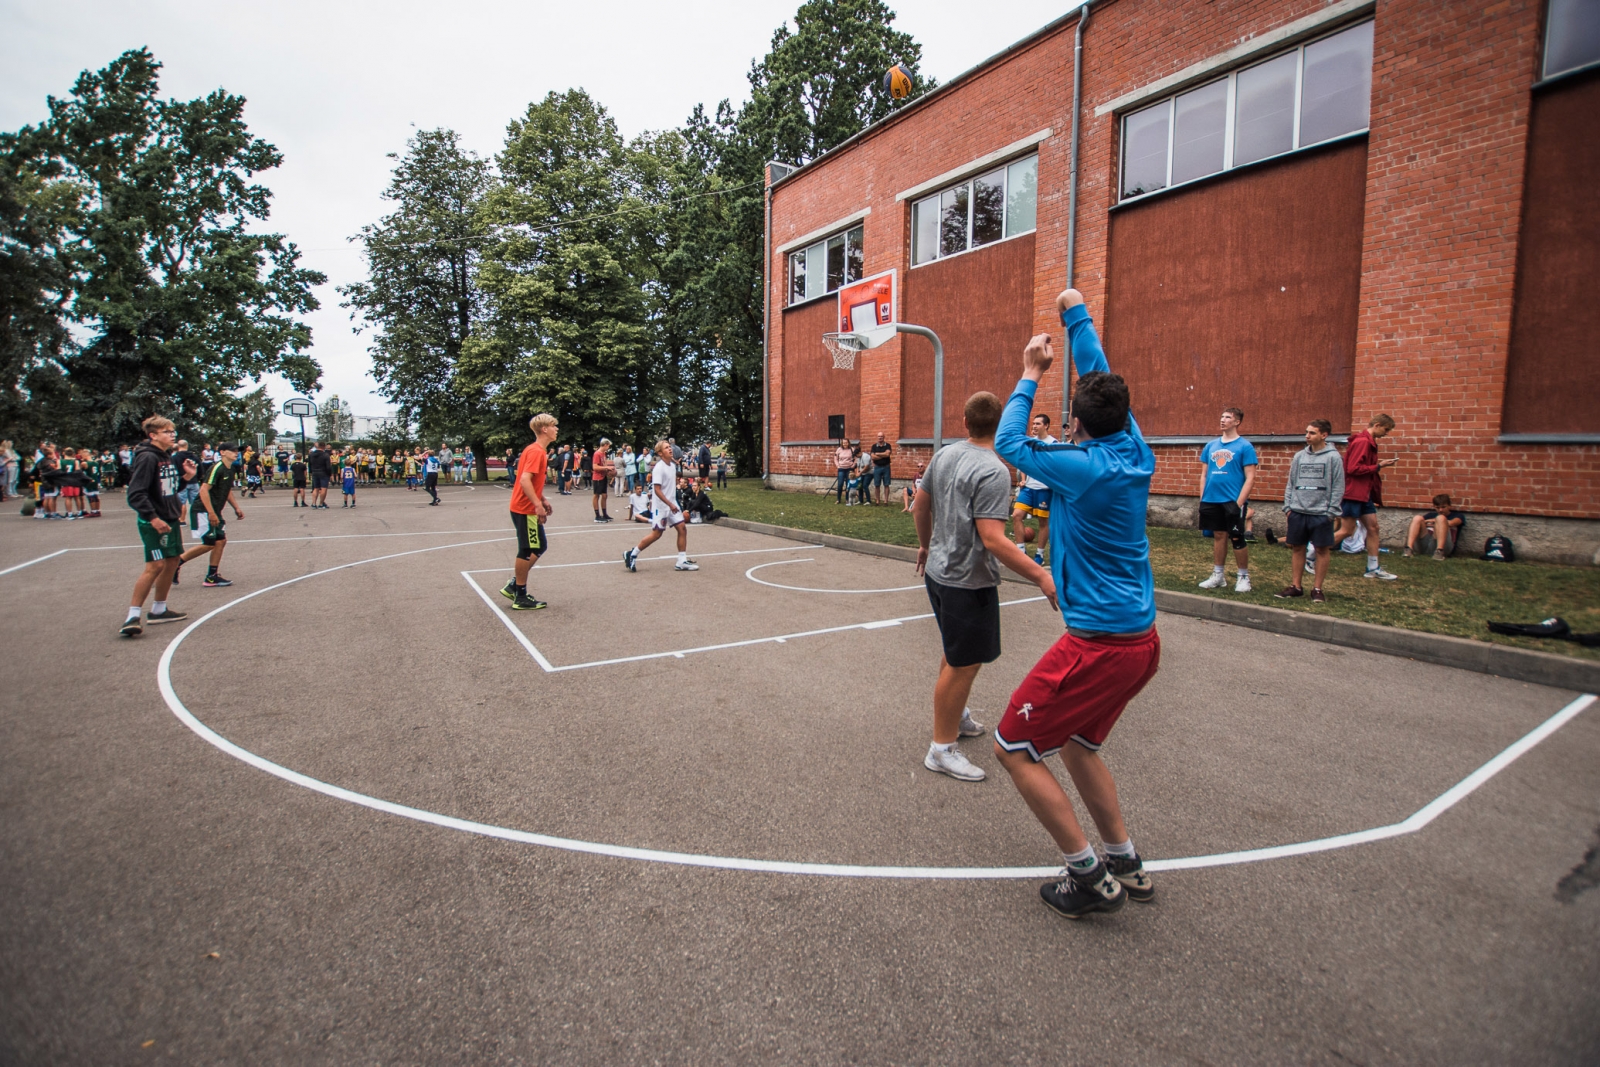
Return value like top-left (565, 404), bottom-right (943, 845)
top-left (503, 413), bottom-right (559, 610)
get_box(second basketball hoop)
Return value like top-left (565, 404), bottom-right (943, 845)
top-left (823, 271), bottom-right (897, 370)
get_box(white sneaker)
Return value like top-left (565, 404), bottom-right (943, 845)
top-left (959, 709), bottom-right (986, 737)
top-left (1363, 566), bottom-right (1397, 581)
top-left (1304, 555), bottom-right (1317, 576)
top-left (1197, 572), bottom-right (1227, 589)
top-left (925, 745), bottom-right (985, 781)
top-left (1234, 575), bottom-right (1251, 593)
top-left (674, 559), bottom-right (699, 571)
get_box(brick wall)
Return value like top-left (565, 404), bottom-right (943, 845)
top-left (767, 0), bottom-right (1600, 521)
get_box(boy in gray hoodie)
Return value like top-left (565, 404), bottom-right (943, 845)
top-left (1275, 420), bottom-right (1343, 603)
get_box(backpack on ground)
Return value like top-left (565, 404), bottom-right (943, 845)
top-left (1481, 535), bottom-right (1515, 563)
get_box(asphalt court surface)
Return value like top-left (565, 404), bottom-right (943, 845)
top-left (3, 484), bottom-right (1598, 1063)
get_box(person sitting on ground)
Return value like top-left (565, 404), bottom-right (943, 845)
top-left (628, 487), bottom-right (652, 522)
top-left (901, 461), bottom-right (925, 512)
top-left (1404, 493), bottom-right (1465, 559)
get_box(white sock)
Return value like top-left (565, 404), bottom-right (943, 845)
top-left (125, 606), bottom-right (142, 622)
top-left (677, 551), bottom-right (687, 564)
top-left (929, 741), bottom-right (954, 754)
top-left (1103, 839), bottom-right (1136, 858)
top-left (1237, 569), bottom-right (1248, 579)
top-left (1063, 845), bottom-right (1097, 871)
top-left (1212, 565), bottom-right (1225, 576)
top-left (152, 600), bottom-right (166, 614)
top-left (1367, 555), bottom-right (1380, 571)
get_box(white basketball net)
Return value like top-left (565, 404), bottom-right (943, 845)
top-left (822, 332), bottom-right (863, 370)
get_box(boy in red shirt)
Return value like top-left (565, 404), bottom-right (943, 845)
top-left (502, 413), bottom-right (559, 610)
top-left (1330, 413), bottom-right (1399, 581)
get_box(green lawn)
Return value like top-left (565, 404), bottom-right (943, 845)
top-left (711, 478), bottom-right (1600, 661)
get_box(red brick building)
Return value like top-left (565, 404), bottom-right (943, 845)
top-left (763, 0), bottom-right (1600, 564)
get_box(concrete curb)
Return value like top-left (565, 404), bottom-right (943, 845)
top-left (713, 517), bottom-right (1599, 692)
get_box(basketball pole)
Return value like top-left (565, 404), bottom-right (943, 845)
top-left (894, 324), bottom-right (946, 454)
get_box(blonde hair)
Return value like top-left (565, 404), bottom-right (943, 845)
top-left (654, 439), bottom-right (672, 456)
top-left (529, 412), bottom-right (558, 433)
top-left (141, 415), bottom-right (175, 435)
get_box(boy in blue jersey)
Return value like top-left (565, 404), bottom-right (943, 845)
top-left (340, 462), bottom-right (357, 507)
top-left (1196, 408), bottom-right (1258, 593)
top-left (991, 288), bottom-right (1161, 921)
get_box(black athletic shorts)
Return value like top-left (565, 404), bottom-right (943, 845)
top-left (201, 519), bottom-right (226, 546)
top-left (924, 577), bottom-right (1001, 668)
top-left (1285, 511), bottom-right (1336, 548)
top-left (592, 479), bottom-right (607, 495)
top-left (1198, 501), bottom-right (1246, 548)
top-left (311, 473), bottom-right (330, 490)
top-left (511, 511), bottom-right (547, 560)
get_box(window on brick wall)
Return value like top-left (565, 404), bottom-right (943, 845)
top-left (911, 154), bottom-right (1037, 266)
top-left (1120, 20), bottom-right (1373, 200)
top-left (787, 224), bottom-right (864, 305)
top-left (1545, 0), bottom-right (1600, 78)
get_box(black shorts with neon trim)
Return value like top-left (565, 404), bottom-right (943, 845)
top-left (511, 511), bottom-right (547, 561)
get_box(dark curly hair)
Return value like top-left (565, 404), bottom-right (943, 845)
top-left (1072, 372), bottom-right (1130, 439)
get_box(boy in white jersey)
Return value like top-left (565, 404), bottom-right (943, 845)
top-left (1011, 412), bottom-right (1056, 565)
top-left (623, 441), bottom-right (698, 573)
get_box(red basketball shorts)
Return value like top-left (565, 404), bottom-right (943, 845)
top-left (994, 628), bottom-right (1161, 761)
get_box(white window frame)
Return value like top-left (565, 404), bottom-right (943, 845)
top-left (786, 223), bottom-right (865, 306)
top-left (910, 153), bottom-right (1038, 268)
top-left (1118, 18), bottom-right (1373, 204)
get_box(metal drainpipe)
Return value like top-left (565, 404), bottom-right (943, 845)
top-left (1064, 0), bottom-right (1092, 432)
top-left (762, 169), bottom-right (772, 483)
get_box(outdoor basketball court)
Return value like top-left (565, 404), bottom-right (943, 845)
top-left (3, 483), bottom-right (1596, 1062)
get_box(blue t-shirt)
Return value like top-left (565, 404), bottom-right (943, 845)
top-left (1200, 437), bottom-right (1258, 504)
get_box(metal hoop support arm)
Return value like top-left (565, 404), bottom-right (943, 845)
top-left (894, 324), bottom-right (946, 455)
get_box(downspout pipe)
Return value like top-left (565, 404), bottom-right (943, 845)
top-left (1064, 0), bottom-right (1093, 432)
top-left (762, 167), bottom-right (772, 483)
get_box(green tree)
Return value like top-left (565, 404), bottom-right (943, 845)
top-left (465, 90), bottom-right (656, 453)
top-left (17, 48), bottom-right (323, 444)
top-left (0, 134), bottom-right (79, 445)
top-left (340, 129), bottom-right (495, 477)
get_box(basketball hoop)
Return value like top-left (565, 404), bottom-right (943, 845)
top-left (822, 332), bottom-right (864, 370)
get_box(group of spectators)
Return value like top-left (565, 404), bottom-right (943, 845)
top-left (830, 432), bottom-right (895, 505)
top-left (6, 440), bottom-right (123, 518)
top-left (1194, 409), bottom-right (1465, 603)
top-left (536, 437), bottom-right (729, 497)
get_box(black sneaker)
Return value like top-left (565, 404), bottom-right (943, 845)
top-left (509, 592), bottom-right (547, 610)
top-left (594, 515), bottom-right (606, 523)
top-left (145, 608), bottom-right (189, 625)
top-left (1039, 862), bottom-right (1126, 919)
top-left (624, 548), bottom-right (638, 572)
top-left (499, 579), bottom-right (517, 601)
top-left (203, 575), bottom-right (233, 587)
top-left (1103, 852), bottom-right (1155, 902)
top-left (120, 616), bottom-right (143, 637)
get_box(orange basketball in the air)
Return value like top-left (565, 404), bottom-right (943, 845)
top-left (884, 64), bottom-right (914, 100)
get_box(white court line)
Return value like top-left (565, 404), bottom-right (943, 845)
top-left (155, 539), bottom-right (1596, 878)
top-left (745, 557), bottom-right (924, 594)
top-left (149, 536), bottom-right (1597, 878)
top-left (0, 548), bottom-right (70, 576)
top-left (0, 522), bottom-right (631, 574)
top-left (461, 543), bottom-right (818, 575)
top-left (469, 571), bottom-right (1046, 672)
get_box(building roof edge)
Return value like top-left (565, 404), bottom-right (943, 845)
top-left (769, 0), bottom-right (1097, 194)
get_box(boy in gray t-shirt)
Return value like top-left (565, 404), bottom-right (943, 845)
top-left (913, 392), bottom-right (1058, 782)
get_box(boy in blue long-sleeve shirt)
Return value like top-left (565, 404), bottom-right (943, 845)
top-left (990, 288), bottom-right (1162, 921)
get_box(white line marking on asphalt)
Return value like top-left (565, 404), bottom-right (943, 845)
top-left (0, 549), bottom-right (69, 575)
top-left (460, 569), bottom-right (557, 672)
top-left (745, 557), bottom-right (924, 593)
top-left (0, 523), bottom-right (626, 574)
top-left (150, 538), bottom-right (1598, 879)
top-left (460, 544), bottom-right (817, 576)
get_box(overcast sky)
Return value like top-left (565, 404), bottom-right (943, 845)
top-left (2, 0), bottom-right (1083, 432)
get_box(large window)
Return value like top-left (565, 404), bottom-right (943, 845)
top-left (788, 224), bottom-right (864, 305)
top-left (911, 154), bottom-right (1037, 266)
top-left (1120, 20), bottom-right (1373, 200)
top-left (1545, 0), bottom-right (1600, 79)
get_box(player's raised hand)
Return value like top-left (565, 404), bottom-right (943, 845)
top-left (1055, 288), bottom-right (1085, 313)
top-left (1023, 333), bottom-right (1054, 378)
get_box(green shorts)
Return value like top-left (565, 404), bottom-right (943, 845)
top-left (137, 518), bottom-right (184, 562)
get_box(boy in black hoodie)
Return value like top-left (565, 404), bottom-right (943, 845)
top-left (121, 416), bottom-right (198, 637)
